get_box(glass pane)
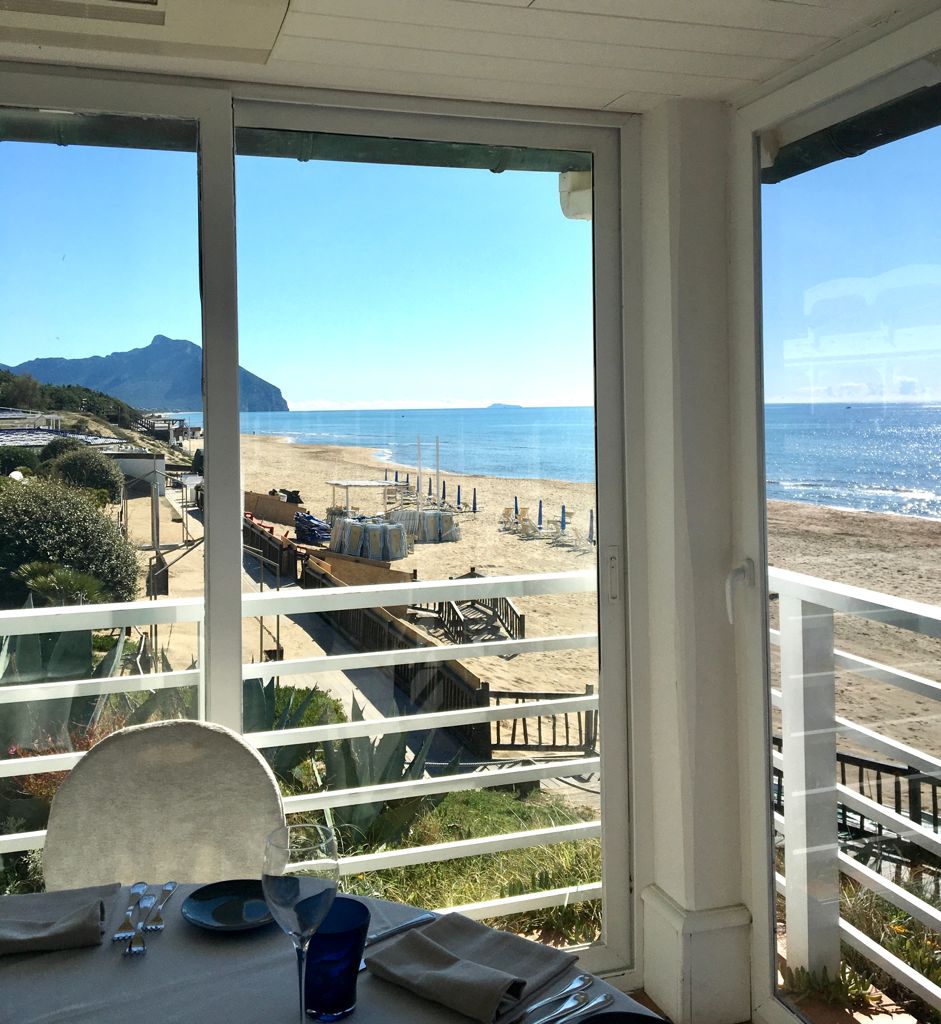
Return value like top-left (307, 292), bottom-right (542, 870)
top-left (235, 127), bottom-right (602, 945)
top-left (0, 110), bottom-right (203, 890)
top-left (762, 121), bottom-right (941, 1018)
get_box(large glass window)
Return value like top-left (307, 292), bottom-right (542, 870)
top-left (762, 115), bottom-right (941, 1019)
top-left (0, 110), bottom-right (204, 884)
top-left (232, 124), bottom-right (611, 951)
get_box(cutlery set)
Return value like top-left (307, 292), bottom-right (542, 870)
top-left (518, 974), bottom-right (614, 1024)
top-left (112, 881), bottom-right (178, 956)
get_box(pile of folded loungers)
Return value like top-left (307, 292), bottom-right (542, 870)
top-left (294, 511), bottom-right (332, 544)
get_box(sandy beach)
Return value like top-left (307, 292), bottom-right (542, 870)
top-left (239, 435), bottom-right (599, 698)
top-left (148, 436), bottom-right (941, 763)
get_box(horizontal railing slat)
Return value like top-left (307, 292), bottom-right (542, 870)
top-left (335, 822), bottom-right (600, 875)
top-left (246, 633), bottom-right (597, 679)
top-left (838, 853), bottom-right (941, 933)
top-left (283, 757), bottom-right (600, 813)
top-left (246, 694), bottom-right (599, 748)
top-left (439, 882), bottom-right (601, 919)
top-left (840, 920), bottom-right (941, 1013)
top-left (0, 669), bottom-right (199, 706)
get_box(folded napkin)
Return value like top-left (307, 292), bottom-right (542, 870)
top-left (364, 913), bottom-right (577, 1023)
top-left (0, 883), bottom-right (120, 956)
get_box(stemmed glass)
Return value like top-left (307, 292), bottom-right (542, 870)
top-left (263, 824), bottom-right (340, 1023)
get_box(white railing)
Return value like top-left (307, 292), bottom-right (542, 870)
top-left (0, 571), bottom-right (602, 921)
top-left (771, 567), bottom-right (941, 1011)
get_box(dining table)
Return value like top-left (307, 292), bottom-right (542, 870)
top-left (0, 883), bottom-right (662, 1024)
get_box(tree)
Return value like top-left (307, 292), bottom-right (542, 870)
top-left (39, 437), bottom-right (84, 463)
top-left (14, 562), bottom-right (111, 606)
top-left (0, 447), bottom-right (39, 475)
top-left (44, 448), bottom-right (124, 503)
top-left (0, 478), bottom-right (139, 608)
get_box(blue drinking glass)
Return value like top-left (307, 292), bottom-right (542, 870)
top-left (304, 896), bottom-right (371, 1021)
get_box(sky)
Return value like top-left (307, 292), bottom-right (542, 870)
top-left (4, 120), bottom-right (941, 408)
top-left (761, 123), bottom-right (941, 403)
top-left (0, 136), bottom-right (594, 410)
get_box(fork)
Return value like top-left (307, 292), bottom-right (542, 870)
top-left (112, 882), bottom-right (148, 942)
top-left (142, 881), bottom-right (178, 932)
top-left (124, 894), bottom-right (156, 956)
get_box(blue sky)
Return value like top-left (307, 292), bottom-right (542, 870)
top-left (4, 122), bottom-right (941, 408)
top-left (0, 140), bottom-right (594, 410)
top-left (761, 123), bottom-right (941, 403)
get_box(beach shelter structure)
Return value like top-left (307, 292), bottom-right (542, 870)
top-left (1, 7), bottom-right (937, 1023)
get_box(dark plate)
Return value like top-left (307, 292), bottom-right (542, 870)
top-left (180, 879), bottom-right (274, 932)
top-left (581, 1014), bottom-right (665, 1023)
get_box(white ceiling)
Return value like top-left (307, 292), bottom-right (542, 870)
top-left (0, 0), bottom-right (939, 112)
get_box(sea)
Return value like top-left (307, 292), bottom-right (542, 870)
top-left (181, 403), bottom-right (941, 520)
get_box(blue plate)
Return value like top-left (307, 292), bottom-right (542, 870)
top-left (180, 879), bottom-right (274, 932)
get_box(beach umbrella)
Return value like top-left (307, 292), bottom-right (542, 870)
top-left (442, 480), bottom-right (447, 502)
top-left (428, 477), bottom-right (433, 496)
top-left (406, 473), bottom-right (410, 486)
top-left (537, 500), bottom-right (543, 529)
top-left (384, 469), bottom-right (388, 481)
top-left (472, 488), bottom-right (477, 513)
top-left (514, 495), bottom-right (519, 518)
top-left (394, 470), bottom-right (399, 482)
top-left (457, 484), bottom-right (462, 508)
top-left (561, 504), bottom-right (567, 532)
top-left (588, 509), bottom-right (594, 545)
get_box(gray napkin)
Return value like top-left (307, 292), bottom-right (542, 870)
top-left (364, 913), bottom-right (577, 1023)
top-left (0, 883), bottom-right (120, 956)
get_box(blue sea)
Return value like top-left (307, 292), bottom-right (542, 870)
top-left (183, 403), bottom-right (941, 519)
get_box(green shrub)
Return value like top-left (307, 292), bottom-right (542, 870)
top-left (39, 436), bottom-right (84, 463)
top-left (44, 448), bottom-right (124, 503)
top-left (0, 478), bottom-right (139, 607)
top-left (0, 447), bottom-right (39, 475)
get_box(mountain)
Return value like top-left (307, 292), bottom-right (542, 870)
top-left (9, 336), bottom-right (289, 412)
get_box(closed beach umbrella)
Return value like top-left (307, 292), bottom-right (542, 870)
top-left (561, 504), bottom-right (567, 532)
top-left (406, 473), bottom-right (410, 486)
top-left (457, 484), bottom-right (462, 508)
top-left (428, 477), bottom-right (433, 496)
top-left (472, 488), bottom-right (477, 513)
top-left (394, 470), bottom-right (399, 482)
top-left (588, 509), bottom-right (594, 545)
top-left (514, 495), bottom-right (519, 517)
top-left (537, 500), bottom-right (543, 528)
top-left (442, 480), bottom-right (447, 502)
top-left (384, 469), bottom-right (388, 481)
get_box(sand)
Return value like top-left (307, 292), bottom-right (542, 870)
top-left (143, 437), bottom-right (941, 763)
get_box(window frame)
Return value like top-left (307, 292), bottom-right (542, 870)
top-left (0, 63), bottom-right (641, 981)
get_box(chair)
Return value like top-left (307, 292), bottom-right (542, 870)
top-left (42, 720), bottom-right (285, 890)
top-left (498, 507), bottom-right (514, 531)
top-left (517, 516), bottom-right (542, 540)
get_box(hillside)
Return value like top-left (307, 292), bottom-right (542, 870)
top-left (0, 369), bottom-right (141, 426)
top-left (9, 335), bottom-right (288, 412)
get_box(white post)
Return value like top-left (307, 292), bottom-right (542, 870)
top-left (779, 595), bottom-right (841, 977)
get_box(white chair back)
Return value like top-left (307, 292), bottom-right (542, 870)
top-left (43, 719), bottom-right (285, 890)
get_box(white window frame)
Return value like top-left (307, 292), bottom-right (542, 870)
top-left (0, 64), bottom-right (643, 983)
top-left (728, 10), bottom-right (941, 1022)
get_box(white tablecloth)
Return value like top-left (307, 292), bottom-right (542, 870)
top-left (0, 885), bottom-right (659, 1024)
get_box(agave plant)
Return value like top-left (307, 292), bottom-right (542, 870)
top-left (319, 698), bottom-right (450, 851)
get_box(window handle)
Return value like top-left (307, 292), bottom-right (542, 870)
top-left (606, 546), bottom-right (620, 602)
top-left (725, 558), bottom-right (755, 623)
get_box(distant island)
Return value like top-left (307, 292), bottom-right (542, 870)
top-left (6, 335), bottom-right (289, 413)
top-left (488, 403), bottom-right (523, 409)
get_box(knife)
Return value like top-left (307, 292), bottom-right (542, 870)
top-left (359, 911), bottom-right (437, 970)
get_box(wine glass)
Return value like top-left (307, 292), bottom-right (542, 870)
top-left (263, 824), bottom-right (340, 1023)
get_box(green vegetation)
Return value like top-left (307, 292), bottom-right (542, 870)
top-left (42, 447), bottom-right (124, 503)
top-left (341, 788), bottom-right (602, 945)
top-left (0, 447), bottom-right (40, 475)
top-left (38, 436), bottom-right (84, 462)
top-left (0, 370), bottom-right (140, 427)
top-left (0, 478), bottom-right (139, 608)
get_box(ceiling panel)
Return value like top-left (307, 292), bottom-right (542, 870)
top-left (527, 0), bottom-right (897, 34)
top-left (288, 0), bottom-right (829, 60)
top-left (281, 12), bottom-right (789, 81)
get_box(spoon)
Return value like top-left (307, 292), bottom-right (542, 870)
top-left (530, 992), bottom-right (614, 1024)
top-left (524, 974), bottom-right (594, 1017)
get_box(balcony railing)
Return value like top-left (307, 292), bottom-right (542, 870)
top-left (0, 571), bottom-right (602, 922)
top-left (770, 567), bottom-right (941, 1013)
top-left (9, 565), bottom-right (941, 1001)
